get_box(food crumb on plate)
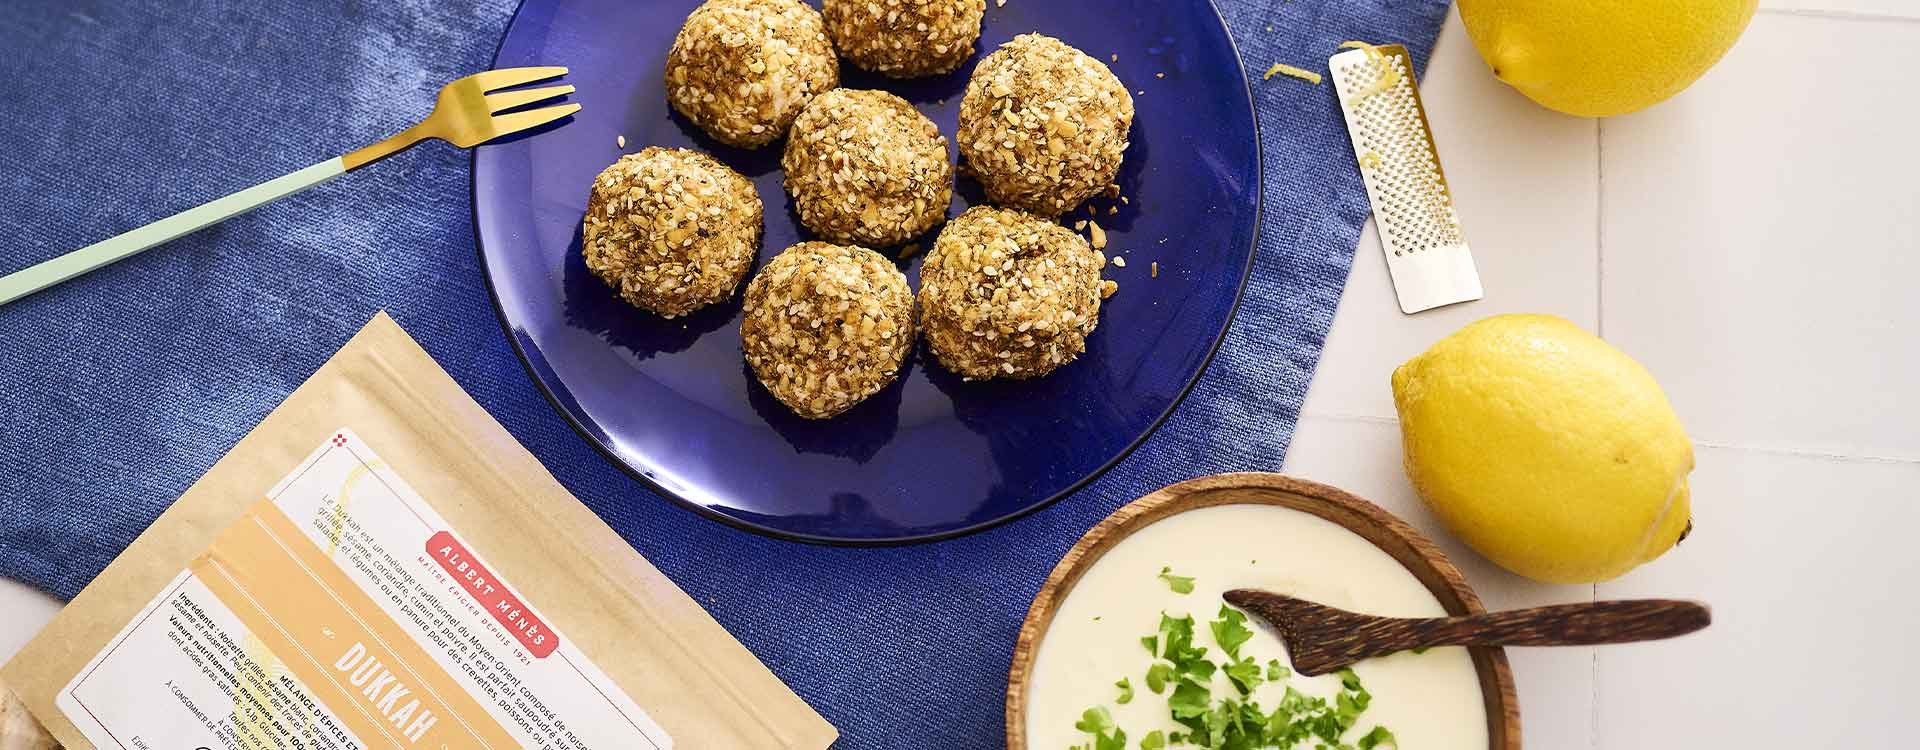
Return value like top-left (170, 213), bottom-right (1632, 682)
top-left (1151, 261), bottom-right (1159, 278)
top-left (1112, 255), bottom-right (1126, 268)
top-left (1101, 279), bottom-right (1118, 299)
top-left (616, 134), bottom-right (626, 148)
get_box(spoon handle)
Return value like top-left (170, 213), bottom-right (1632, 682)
top-left (1397, 599), bottom-right (1710, 650)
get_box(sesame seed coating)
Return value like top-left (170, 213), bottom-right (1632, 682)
top-left (821, 0), bottom-right (985, 78)
top-left (957, 34), bottom-right (1134, 217)
top-left (665, 0), bottom-right (840, 148)
top-left (741, 242), bottom-right (917, 418)
top-left (918, 206), bottom-right (1105, 379)
top-left (783, 89), bottom-right (954, 248)
top-left (583, 148), bottom-right (763, 318)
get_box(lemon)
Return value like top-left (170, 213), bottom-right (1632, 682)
top-left (1391, 315), bottom-right (1693, 583)
top-left (1457, 0), bottom-right (1757, 117)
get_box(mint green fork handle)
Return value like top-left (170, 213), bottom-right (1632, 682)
top-left (0, 156), bottom-right (348, 306)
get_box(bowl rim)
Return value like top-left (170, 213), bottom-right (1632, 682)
top-left (1004, 472), bottom-right (1522, 749)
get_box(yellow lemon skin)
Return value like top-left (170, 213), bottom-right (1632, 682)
top-left (1392, 315), bottom-right (1694, 583)
top-left (1457, 0), bottom-right (1757, 117)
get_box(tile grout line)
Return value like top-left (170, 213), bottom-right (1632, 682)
top-left (1757, 6), bottom-right (1920, 25)
top-left (1295, 410), bottom-right (1398, 425)
top-left (1691, 439), bottom-right (1920, 466)
top-left (1296, 413), bottom-right (1920, 465)
top-left (1595, 117), bottom-right (1605, 338)
top-left (1590, 582), bottom-right (1601, 750)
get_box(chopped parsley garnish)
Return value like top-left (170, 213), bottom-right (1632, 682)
top-left (1209, 604), bottom-right (1253, 659)
top-left (1358, 725), bottom-right (1400, 749)
top-left (1071, 706), bottom-right (1127, 750)
top-left (1069, 605), bottom-right (1397, 749)
top-left (1074, 706), bottom-right (1115, 734)
top-left (1158, 566), bottom-right (1196, 594)
top-left (1224, 656), bottom-right (1264, 695)
top-left (1145, 663), bottom-right (1173, 694)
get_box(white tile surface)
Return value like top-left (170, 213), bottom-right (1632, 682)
top-left (1300, 12), bottom-right (1601, 420)
top-left (0, 579), bottom-right (59, 663)
top-left (1759, 3), bottom-right (1920, 21)
top-left (1283, 415), bottom-right (1596, 750)
top-left (1594, 445), bottom-right (1920, 748)
top-left (1599, 12), bottom-right (1920, 460)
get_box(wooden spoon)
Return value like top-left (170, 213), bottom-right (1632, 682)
top-left (1224, 589), bottom-right (1711, 676)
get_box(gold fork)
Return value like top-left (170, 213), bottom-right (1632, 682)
top-left (0, 66), bottom-right (578, 306)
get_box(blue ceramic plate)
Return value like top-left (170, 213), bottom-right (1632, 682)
top-left (474, 0), bottom-right (1259, 543)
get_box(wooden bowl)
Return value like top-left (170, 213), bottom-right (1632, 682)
top-left (1005, 473), bottom-right (1521, 749)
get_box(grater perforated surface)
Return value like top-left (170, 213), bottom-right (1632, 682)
top-left (1331, 44), bottom-right (1483, 313)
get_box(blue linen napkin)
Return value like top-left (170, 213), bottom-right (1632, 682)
top-left (0, 0), bottom-right (1448, 745)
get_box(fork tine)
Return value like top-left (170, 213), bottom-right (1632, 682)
top-left (469, 66), bottom-right (568, 92)
top-left (489, 103), bottom-right (582, 139)
top-left (485, 85), bottom-right (576, 113)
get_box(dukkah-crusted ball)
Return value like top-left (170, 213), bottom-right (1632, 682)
top-left (783, 89), bottom-right (953, 247)
top-left (583, 148), bottom-right (763, 318)
top-left (665, 0), bottom-right (839, 148)
top-left (957, 34), bottom-right (1134, 217)
top-left (821, 0), bottom-right (985, 78)
top-left (741, 242), bottom-right (916, 418)
top-left (918, 206), bottom-right (1106, 379)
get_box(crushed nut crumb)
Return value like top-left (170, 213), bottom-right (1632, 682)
top-left (1087, 220), bottom-right (1107, 250)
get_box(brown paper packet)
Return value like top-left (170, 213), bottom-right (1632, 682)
top-left (1, 312), bottom-right (836, 749)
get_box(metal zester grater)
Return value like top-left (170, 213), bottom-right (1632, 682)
top-left (1330, 44), bottom-right (1483, 313)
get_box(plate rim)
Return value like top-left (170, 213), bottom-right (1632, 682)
top-left (468, 0), bottom-right (1266, 546)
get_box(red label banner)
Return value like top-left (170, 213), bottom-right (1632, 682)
top-left (427, 531), bottom-right (559, 658)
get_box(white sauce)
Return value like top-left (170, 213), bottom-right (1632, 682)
top-left (1026, 504), bottom-right (1489, 749)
